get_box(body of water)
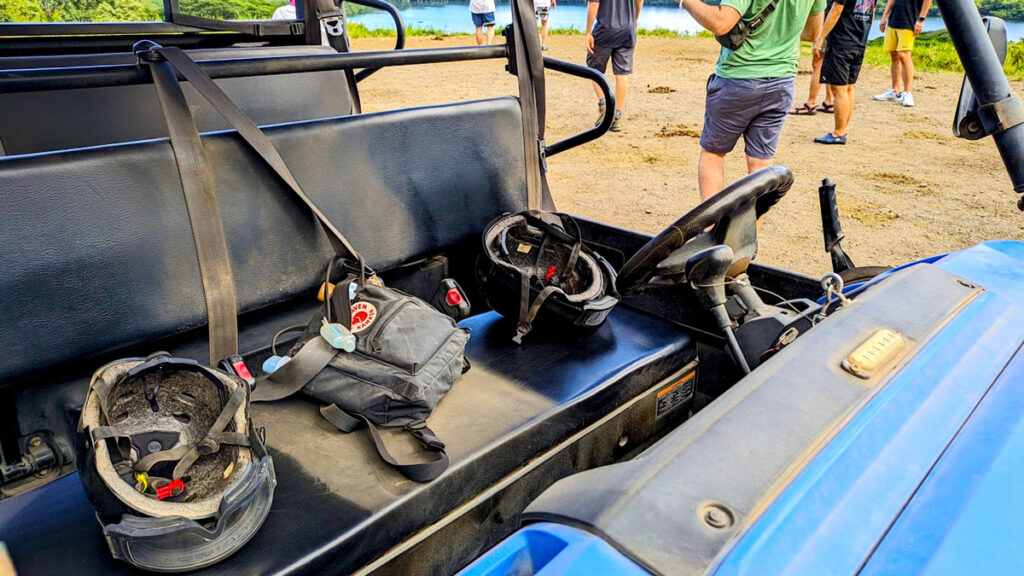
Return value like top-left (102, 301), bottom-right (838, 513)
top-left (351, 3), bottom-right (1024, 41)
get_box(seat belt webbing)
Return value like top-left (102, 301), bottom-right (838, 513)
top-left (149, 57), bottom-right (239, 365)
top-left (149, 46), bottom-right (366, 270)
top-left (510, 0), bottom-right (555, 211)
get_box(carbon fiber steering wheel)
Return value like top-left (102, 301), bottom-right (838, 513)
top-left (616, 166), bottom-right (794, 294)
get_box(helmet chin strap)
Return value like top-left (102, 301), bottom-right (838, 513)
top-left (130, 385), bottom-right (250, 497)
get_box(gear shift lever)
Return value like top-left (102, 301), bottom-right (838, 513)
top-left (686, 245), bottom-right (751, 374)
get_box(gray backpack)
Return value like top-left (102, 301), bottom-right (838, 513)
top-left (254, 263), bottom-right (470, 482)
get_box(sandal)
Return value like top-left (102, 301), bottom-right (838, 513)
top-left (814, 102), bottom-right (835, 114)
top-left (789, 103), bottom-right (817, 116)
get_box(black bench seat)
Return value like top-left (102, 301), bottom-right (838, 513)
top-left (0, 63), bottom-right (700, 574)
top-left (0, 307), bottom-right (696, 575)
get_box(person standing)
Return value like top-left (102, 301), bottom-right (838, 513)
top-left (681, 0), bottom-right (825, 199)
top-left (812, 0), bottom-right (877, 145)
top-left (586, 0), bottom-right (643, 133)
top-left (536, 0), bottom-right (557, 50)
top-left (791, 0), bottom-right (834, 116)
top-left (470, 0), bottom-right (496, 45)
top-left (873, 0), bottom-right (931, 106)
top-left (790, 39), bottom-right (835, 115)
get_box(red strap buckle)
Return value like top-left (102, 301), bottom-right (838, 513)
top-left (156, 479), bottom-right (185, 500)
top-left (231, 359), bottom-right (253, 382)
top-left (545, 265), bottom-right (557, 282)
top-left (445, 288), bottom-right (463, 306)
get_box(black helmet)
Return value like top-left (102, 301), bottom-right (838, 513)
top-left (477, 211), bottom-right (619, 343)
top-left (76, 353), bottom-right (275, 572)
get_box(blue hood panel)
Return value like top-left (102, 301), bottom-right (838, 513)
top-left (712, 241), bottom-right (1024, 575)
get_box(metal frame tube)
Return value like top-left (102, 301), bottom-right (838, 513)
top-left (0, 45), bottom-right (507, 93)
top-left (349, 0), bottom-right (407, 82)
top-left (543, 56), bottom-right (615, 157)
top-left (938, 0), bottom-right (1024, 194)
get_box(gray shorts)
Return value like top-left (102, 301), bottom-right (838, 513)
top-left (699, 75), bottom-right (795, 159)
top-left (587, 44), bottom-right (634, 75)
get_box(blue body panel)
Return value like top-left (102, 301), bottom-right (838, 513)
top-left (470, 242), bottom-right (1024, 575)
top-left (457, 523), bottom-right (649, 576)
top-left (711, 242), bottom-right (1024, 575)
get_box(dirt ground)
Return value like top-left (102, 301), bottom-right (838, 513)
top-left (352, 34), bottom-right (1024, 276)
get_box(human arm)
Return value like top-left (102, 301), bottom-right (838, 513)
top-left (879, 0), bottom-right (894, 32)
top-left (636, 0), bottom-right (644, 22)
top-left (915, 0), bottom-right (931, 34)
top-left (813, 0), bottom-right (844, 55)
top-left (586, 0), bottom-right (599, 53)
top-left (802, 10), bottom-right (823, 42)
top-left (552, 0), bottom-right (556, 9)
top-left (679, 0), bottom-right (742, 37)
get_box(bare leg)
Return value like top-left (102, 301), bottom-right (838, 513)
top-left (475, 26), bottom-right (484, 46)
top-left (614, 74), bottom-right (629, 111)
top-left (592, 80), bottom-right (605, 101)
top-left (486, 25), bottom-right (495, 44)
top-left (832, 84), bottom-right (854, 137)
top-left (807, 51), bottom-right (825, 106)
top-left (745, 155), bottom-right (773, 174)
top-left (540, 20), bottom-right (549, 46)
top-left (899, 51), bottom-right (914, 93)
top-left (825, 84), bottom-right (834, 106)
top-left (699, 148), bottom-right (727, 201)
top-left (889, 51), bottom-right (902, 92)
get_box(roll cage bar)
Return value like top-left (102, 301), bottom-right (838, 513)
top-left (0, 0), bottom-right (404, 58)
top-left (0, 0), bottom-right (1019, 200)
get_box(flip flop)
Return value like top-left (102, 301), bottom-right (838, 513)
top-left (814, 102), bottom-right (835, 114)
top-left (789, 103), bottom-right (817, 116)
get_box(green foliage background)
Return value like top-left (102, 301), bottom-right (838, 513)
top-left (3, 0), bottom-right (1024, 22)
top-left (0, 0), bottom-right (291, 22)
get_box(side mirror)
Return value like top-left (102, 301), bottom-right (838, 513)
top-left (953, 17), bottom-right (1008, 140)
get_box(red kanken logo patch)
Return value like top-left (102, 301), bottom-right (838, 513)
top-left (350, 302), bottom-right (377, 333)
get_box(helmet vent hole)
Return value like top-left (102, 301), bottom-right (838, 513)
top-left (177, 392), bottom-right (197, 405)
top-left (115, 410), bottom-right (129, 420)
top-left (172, 413), bottom-right (192, 424)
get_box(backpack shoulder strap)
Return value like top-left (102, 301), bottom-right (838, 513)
top-left (747, 0), bottom-right (782, 31)
top-left (251, 335), bottom-right (337, 402)
top-left (321, 405), bottom-right (449, 482)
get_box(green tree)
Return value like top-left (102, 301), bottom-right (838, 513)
top-left (0, 0), bottom-right (47, 22)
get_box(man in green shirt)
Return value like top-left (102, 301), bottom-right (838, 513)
top-left (682, 0), bottom-right (826, 199)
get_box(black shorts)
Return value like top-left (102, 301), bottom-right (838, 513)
top-left (820, 46), bottom-right (866, 86)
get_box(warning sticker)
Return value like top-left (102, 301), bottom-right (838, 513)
top-left (516, 242), bottom-right (533, 254)
top-left (350, 302), bottom-right (378, 333)
top-left (656, 371), bottom-right (695, 420)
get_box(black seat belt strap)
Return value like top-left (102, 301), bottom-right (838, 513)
top-left (146, 50), bottom-right (238, 365)
top-left (147, 45), bottom-right (367, 270)
top-left (510, 0), bottom-right (555, 211)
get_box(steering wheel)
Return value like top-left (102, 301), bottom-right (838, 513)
top-left (616, 166), bottom-right (794, 294)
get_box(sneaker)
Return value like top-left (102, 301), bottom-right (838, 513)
top-left (814, 132), bottom-right (847, 145)
top-left (594, 103), bottom-right (606, 127)
top-left (609, 111), bottom-right (623, 132)
top-left (901, 92), bottom-right (915, 107)
top-left (873, 89), bottom-right (901, 102)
